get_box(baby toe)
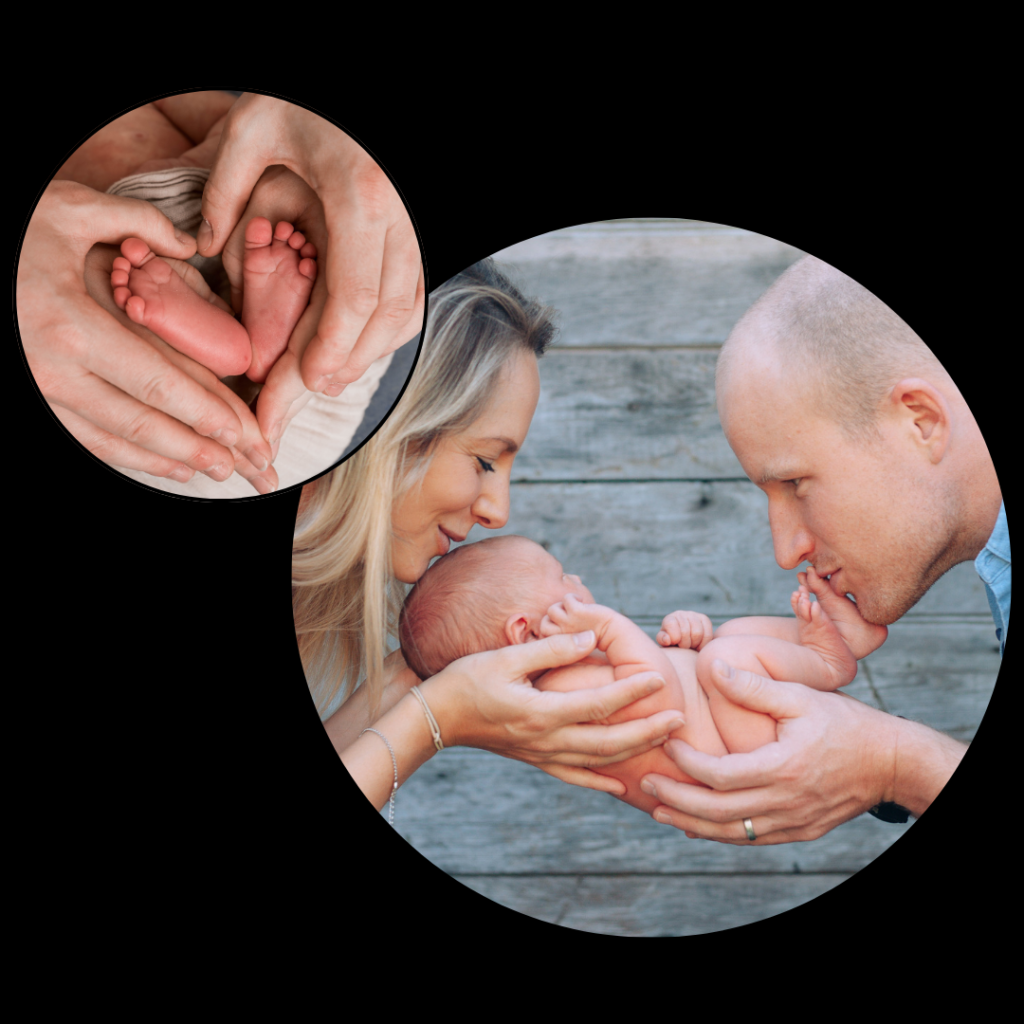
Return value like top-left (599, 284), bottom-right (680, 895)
top-left (245, 217), bottom-right (274, 246)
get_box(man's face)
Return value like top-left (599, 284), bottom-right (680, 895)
top-left (717, 350), bottom-right (960, 625)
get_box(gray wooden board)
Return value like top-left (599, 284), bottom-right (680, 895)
top-left (514, 349), bottom-right (743, 481)
top-left (491, 220), bottom-right (806, 347)
top-left (487, 481), bottom-right (993, 619)
top-left (395, 746), bottom-right (915, 875)
top-left (452, 873), bottom-right (850, 937)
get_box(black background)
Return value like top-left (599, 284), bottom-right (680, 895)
top-left (14, 88), bottom-right (1009, 956)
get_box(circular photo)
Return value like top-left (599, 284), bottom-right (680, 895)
top-left (16, 91), bottom-right (424, 498)
top-left (292, 218), bottom-right (1004, 937)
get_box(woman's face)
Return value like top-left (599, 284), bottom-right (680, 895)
top-left (391, 350), bottom-right (541, 584)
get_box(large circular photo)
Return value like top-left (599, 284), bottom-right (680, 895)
top-left (293, 218), bottom-right (1004, 937)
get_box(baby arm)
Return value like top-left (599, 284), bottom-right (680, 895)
top-left (541, 593), bottom-right (674, 683)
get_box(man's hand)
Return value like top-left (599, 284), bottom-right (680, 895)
top-left (640, 659), bottom-right (906, 844)
top-left (18, 181), bottom-right (269, 484)
top-left (198, 95), bottom-right (424, 397)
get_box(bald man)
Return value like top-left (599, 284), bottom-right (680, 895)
top-left (639, 255), bottom-right (1008, 845)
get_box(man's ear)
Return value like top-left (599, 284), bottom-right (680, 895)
top-left (505, 614), bottom-right (536, 646)
top-left (888, 377), bottom-right (952, 463)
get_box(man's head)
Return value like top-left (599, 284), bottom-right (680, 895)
top-left (399, 535), bottom-right (594, 678)
top-left (716, 256), bottom-right (999, 625)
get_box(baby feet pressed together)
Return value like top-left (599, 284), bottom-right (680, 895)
top-left (111, 218), bottom-right (317, 382)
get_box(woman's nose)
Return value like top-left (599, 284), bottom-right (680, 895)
top-left (768, 499), bottom-right (814, 570)
top-left (472, 475), bottom-right (510, 529)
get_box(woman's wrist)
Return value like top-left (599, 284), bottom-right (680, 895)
top-left (340, 690), bottom-right (440, 811)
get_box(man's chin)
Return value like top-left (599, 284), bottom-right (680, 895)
top-left (849, 587), bottom-right (927, 626)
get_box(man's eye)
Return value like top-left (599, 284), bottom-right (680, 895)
top-left (477, 457), bottom-right (495, 472)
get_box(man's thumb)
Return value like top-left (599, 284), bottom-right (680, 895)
top-left (708, 659), bottom-right (800, 717)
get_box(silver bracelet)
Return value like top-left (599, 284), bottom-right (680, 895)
top-left (411, 685), bottom-right (444, 752)
top-left (360, 727), bottom-right (398, 826)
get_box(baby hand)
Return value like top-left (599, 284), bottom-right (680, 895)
top-left (657, 610), bottom-right (714, 650)
top-left (540, 593), bottom-right (613, 638)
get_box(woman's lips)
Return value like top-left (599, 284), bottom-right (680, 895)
top-left (437, 527), bottom-right (466, 556)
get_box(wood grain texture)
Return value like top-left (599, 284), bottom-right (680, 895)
top-left (492, 220), bottom-right (805, 347)
top-left (452, 873), bottom-right (850, 937)
top-left (513, 349), bottom-right (741, 481)
top-left (486, 482), bottom-right (993, 619)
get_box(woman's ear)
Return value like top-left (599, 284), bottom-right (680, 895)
top-left (505, 613), bottom-right (536, 645)
top-left (888, 377), bottom-right (952, 463)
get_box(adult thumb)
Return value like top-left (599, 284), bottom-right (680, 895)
top-left (707, 659), bottom-right (804, 718)
top-left (507, 630), bottom-right (597, 678)
top-left (96, 192), bottom-right (198, 260)
top-left (197, 134), bottom-right (268, 257)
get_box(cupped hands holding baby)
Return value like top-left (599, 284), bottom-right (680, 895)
top-left (399, 535), bottom-right (888, 817)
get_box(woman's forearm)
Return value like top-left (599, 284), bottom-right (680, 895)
top-left (340, 692), bottom-right (438, 811)
top-left (323, 657), bottom-right (420, 755)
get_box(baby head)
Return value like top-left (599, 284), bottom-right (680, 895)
top-left (399, 535), bottom-right (594, 680)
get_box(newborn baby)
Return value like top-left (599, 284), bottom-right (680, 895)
top-left (399, 535), bottom-right (888, 814)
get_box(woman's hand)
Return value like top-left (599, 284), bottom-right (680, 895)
top-left (18, 181), bottom-right (271, 483)
top-left (419, 631), bottom-right (687, 790)
top-left (197, 95), bottom-right (424, 397)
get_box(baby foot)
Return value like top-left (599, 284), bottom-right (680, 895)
top-left (112, 239), bottom-right (251, 379)
top-left (241, 218), bottom-right (317, 383)
top-left (800, 566), bottom-right (888, 659)
top-left (657, 609), bottom-right (714, 650)
top-left (790, 579), bottom-right (859, 687)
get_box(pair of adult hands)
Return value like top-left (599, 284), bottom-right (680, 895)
top-left (423, 630), bottom-right (910, 844)
top-left (19, 94), bottom-right (423, 489)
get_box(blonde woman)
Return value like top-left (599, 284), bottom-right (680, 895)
top-left (293, 260), bottom-right (685, 811)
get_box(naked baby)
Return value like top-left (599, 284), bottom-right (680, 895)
top-left (399, 535), bottom-right (888, 814)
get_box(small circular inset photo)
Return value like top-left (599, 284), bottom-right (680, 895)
top-left (293, 218), bottom-right (1005, 937)
top-left (16, 91), bottom-right (424, 498)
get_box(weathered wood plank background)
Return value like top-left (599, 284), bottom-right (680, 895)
top-left (395, 219), bottom-right (1000, 936)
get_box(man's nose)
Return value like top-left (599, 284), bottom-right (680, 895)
top-left (768, 500), bottom-right (814, 570)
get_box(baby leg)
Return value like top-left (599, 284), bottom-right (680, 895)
top-left (790, 576), bottom-right (858, 688)
top-left (798, 567), bottom-right (889, 659)
top-left (241, 219), bottom-right (318, 383)
top-left (112, 239), bottom-right (252, 379)
top-left (696, 637), bottom-right (780, 753)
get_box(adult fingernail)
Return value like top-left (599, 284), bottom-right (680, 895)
top-left (253, 476), bottom-right (278, 495)
top-left (641, 780), bottom-right (656, 796)
top-left (210, 428), bottom-right (238, 447)
top-left (169, 465), bottom-right (193, 482)
top-left (244, 448), bottom-right (269, 472)
top-left (668, 718), bottom-right (685, 731)
top-left (197, 218), bottom-right (213, 253)
top-left (205, 463), bottom-right (230, 481)
top-left (573, 630), bottom-right (595, 649)
top-left (654, 811), bottom-right (671, 825)
top-left (174, 228), bottom-right (193, 246)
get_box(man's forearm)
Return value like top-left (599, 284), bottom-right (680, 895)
top-left (891, 718), bottom-right (968, 818)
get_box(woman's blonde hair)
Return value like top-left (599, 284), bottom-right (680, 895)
top-left (292, 259), bottom-right (557, 717)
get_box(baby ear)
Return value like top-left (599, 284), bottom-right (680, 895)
top-left (505, 614), bottom-right (535, 646)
